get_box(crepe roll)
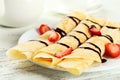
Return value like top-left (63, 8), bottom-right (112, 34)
top-left (6, 11), bottom-right (87, 60)
top-left (32, 16), bottom-right (107, 66)
top-left (101, 21), bottom-right (120, 43)
top-left (57, 21), bottom-right (120, 75)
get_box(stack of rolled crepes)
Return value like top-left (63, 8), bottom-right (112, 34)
top-left (57, 21), bottom-right (120, 75)
top-left (6, 11), bottom-right (87, 60)
top-left (32, 16), bottom-right (107, 66)
top-left (7, 11), bottom-right (120, 76)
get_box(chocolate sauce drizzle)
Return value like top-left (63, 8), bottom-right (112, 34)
top-left (68, 35), bottom-right (81, 47)
top-left (86, 42), bottom-right (107, 63)
top-left (30, 40), bottom-right (48, 46)
top-left (100, 35), bottom-right (113, 43)
top-left (73, 30), bottom-right (89, 40)
top-left (68, 16), bottom-right (81, 26)
top-left (102, 59), bottom-right (107, 63)
top-left (57, 42), bottom-right (70, 48)
top-left (54, 28), bottom-right (67, 38)
top-left (53, 16), bottom-right (81, 38)
top-left (87, 42), bottom-right (101, 53)
top-left (79, 46), bottom-right (102, 59)
top-left (79, 46), bottom-right (104, 63)
top-left (82, 23), bottom-right (89, 29)
top-left (106, 26), bottom-right (118, 29)
top-left (86, 19), bottom-right (103, 28)
top-left (89, 25), bottom-right (97, 29)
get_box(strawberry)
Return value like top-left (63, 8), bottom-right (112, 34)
top-left (105, 43), bottom-right (120, 58)
top-left (89, 25), bottom-right (101, 36)
top-left (48, 31), bottom-right (60, 42)
top-left (116, 43), bottom-right (120, 47)
top-left (55, 47), bottom-right (73, 58)
top-left (38, 24), bottom-right (51, 34)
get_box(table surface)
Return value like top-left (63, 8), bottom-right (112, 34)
top-left (1, 0), bottom-right (120, 80)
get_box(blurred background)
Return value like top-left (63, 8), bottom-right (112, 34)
top-left (0, 0), bottom-right (120, 49)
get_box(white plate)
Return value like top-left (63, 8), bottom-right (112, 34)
top-left (86, 57), bottom-right (120, 72)
top-left (18, 28), bottom-right (39, 44)
top-left (18, 0), bottom-right (120, 72)
top-left (18, 27), bottom-right (120, 72)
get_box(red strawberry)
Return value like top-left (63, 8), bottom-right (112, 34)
top-left (55, 47), bottom-right (73, 58)
top-left (38, 24), bottom-right (51, 34)
top-left (89, 25), bottom-right (101, 36)
top-left (48, 31), bottom-right (60, 42)
top-left (116, 43), bottom-right (120, 47)
top-left (105, 43), bottom-right (120, 58)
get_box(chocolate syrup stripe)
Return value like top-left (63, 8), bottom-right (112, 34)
top-left (57, 34), bottom-right (82, 48)
top-left (54, 28), bottom-right (67, 38)
top-left (29, 40), bottom-right (48, 46)
top-left (79, 46), bottom-right (102, 62)
top-left (78, 35), bottom-right (113, 63)
top-left (86, 19), bottom-right (103, 28)
top-left (68, 35), bottom-right (81, 47)
top-left (57, 42), bottom-right (70, 48)
top-left (68, 16), bottom-right (81, 26)
top-left (86, 42), bottom-right (101, 53)
top-left (106, 26), bottom-right (119, 29)
top-left (100, 35), bottom-right (113, 43)
top-left (82, 23), bottom-right (89, 29)
top-left (86, 19), bottom-right (120, 29)
top-left (53, 16), bottom-right (82, 38)
top-left (73, 30), bottom-right (89, 40)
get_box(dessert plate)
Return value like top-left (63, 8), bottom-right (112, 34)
top-left (18, 27), bottom-right (120, 72)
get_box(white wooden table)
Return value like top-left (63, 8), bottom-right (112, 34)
top-left (1, 0), bottom-right (120, 79)
top-left (1, 37), bottom-right (120, 80)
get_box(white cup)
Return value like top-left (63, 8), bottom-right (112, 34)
top-left (0, 0), bottom-right (44, 27)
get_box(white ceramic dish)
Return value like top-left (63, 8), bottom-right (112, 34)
top-left (18, 27), bottom-right (120, 72)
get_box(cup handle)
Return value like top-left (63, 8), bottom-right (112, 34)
top-left (0, 0), bottom-right (5, 17)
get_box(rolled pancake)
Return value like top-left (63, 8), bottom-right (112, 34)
top-left (57, 21), bottom-right (120, 75)
top-left (33, 16), bottom-right (107, 66)
top-left (6, 11), bottom-right (87, 60)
